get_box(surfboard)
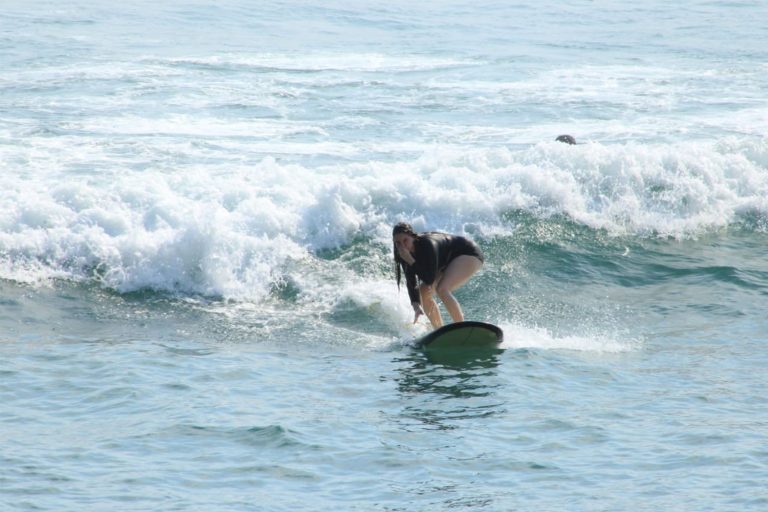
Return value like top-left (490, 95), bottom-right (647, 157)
top-left (416, 321), bottom-right (503, 350)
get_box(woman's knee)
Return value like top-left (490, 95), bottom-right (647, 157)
top-left (435, 283), bottom-right (453, 300)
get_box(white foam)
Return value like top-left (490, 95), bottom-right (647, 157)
top-left (3, 136), bottom-right (768, 298)
top-left (498, 322), bottom-right (641, 353)
top-left (159, 53), bottom-right (478, 73)
top-left (67, 115), bottom-right (328, 139)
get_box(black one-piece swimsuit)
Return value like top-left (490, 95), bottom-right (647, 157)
top-left (403, 232), bottom-right (484, 304)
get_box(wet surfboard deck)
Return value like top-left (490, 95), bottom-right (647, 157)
top-left (415, 321), bottom-right (504, 350)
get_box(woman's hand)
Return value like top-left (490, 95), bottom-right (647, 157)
top-left (411, 302), bottom-right (423, 324)
top-left (398, 246), bottom-right (416, 265)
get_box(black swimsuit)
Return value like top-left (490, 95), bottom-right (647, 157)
top-left (403, 232), bottom-right (484, 304)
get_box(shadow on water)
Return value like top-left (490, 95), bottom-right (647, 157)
top-left (390, 348), bottom-right (505, 431)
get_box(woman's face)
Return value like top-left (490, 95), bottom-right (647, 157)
top-left (393, 233), bottom-right (415, 256)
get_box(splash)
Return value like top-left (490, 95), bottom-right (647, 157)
top-left (498, 322), bottom-right (641, 353)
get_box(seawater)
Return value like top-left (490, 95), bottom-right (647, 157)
top-left (2, 1), bottom-right (768, 511)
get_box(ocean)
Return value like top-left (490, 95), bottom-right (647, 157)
top-left (2, 1), bottom-right (767, 510)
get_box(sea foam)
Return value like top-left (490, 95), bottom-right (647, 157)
top-left (2, 137), bottom-right (768, 300)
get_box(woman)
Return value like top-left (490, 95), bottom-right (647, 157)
top-left (392, 222), bottom-right (484, 330)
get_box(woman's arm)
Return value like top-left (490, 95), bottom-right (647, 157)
top-left (403, 266), bottom-right (424, 323)
top-left (404, 266), bottom-right (420, 304)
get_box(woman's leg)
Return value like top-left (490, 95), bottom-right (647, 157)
top-left (419, 283), bottom-right (443, 329)
top-left (435, 255), bottom-right (483, 323)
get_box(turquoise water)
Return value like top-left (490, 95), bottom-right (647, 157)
top-left (2, 1), bottom-right (768, 510)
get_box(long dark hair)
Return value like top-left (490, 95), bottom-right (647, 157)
top-left (392, 222), bottom-right (418, 290)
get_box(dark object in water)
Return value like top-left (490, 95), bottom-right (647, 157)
top-left (555, 134), bottom-right (576, 145)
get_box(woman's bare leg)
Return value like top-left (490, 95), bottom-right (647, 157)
top-left (435, 255), bottom-right (483, 323)
top-left (419, 283), bottom-right (443, 329)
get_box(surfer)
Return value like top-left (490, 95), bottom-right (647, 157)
top-left (555, 134), bottom-right (576, 145)
top-left (392, 222), bottom-right (484, 330)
